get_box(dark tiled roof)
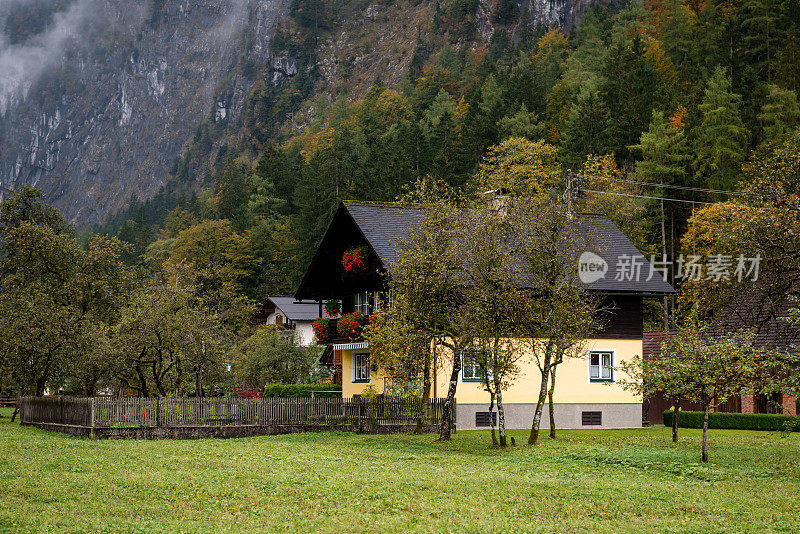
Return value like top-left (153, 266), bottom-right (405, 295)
top-left (266, 296), bottom-right (321, 322)
top-left (707, 276), bottom-right (800, 350)
top-left (344, 202), bottom-right (423, 266)
top-left (343, 202), bottom-right (674, 295)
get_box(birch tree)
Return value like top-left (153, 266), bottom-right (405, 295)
top-left (366, 179), bottom-right (464, 438)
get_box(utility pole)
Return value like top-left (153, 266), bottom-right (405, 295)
top-left (660, 179), bottom-right (668, 330)
top-left (565, 169), bottom-right (574, 218)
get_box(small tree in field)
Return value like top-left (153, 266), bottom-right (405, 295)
top-left (456, 199), bottom-right (531, 447)
top-left (508, 196), bottom-right (598, 445)
top-left (618, 347), bottom-right (692, 444)
top-left (637, 318), bottom-right (779, 462)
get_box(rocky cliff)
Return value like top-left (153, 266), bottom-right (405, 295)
top-left (0, 0), bottom-right (610, 227)
top-left (0, 0), bottom-right (289, 226)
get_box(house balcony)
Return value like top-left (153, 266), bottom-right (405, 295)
top-left (313, 312), bottom-right (372, 346)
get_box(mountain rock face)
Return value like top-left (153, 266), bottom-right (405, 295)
top-left (0, 0), bottom-right (289, 226)
top-left (0, 0), bottom-right (609, 227)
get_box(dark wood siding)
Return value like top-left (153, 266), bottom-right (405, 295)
top-left (594, 295), bottom-right (643, 339)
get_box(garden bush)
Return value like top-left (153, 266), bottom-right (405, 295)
top-left (663, 410), bottom-right (800, 431)
top-left (263, 384), bottom-right (342, 398)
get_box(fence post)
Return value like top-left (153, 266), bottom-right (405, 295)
top-left (89, 397), bottom-right (97, 440)
top-left (156, 398), bottom-right (162, 427)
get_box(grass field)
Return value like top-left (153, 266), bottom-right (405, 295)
top-left (1, 408), bottom-right (799, 533)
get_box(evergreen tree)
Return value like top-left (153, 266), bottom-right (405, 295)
top-left (758, 85), bottom-right (800, 145)
top-left (600, 36), bottom-right (659, 162)
top-left (217, 158), bottom-right (252, 232)
top-left (561, 88), bottom-right (614, 167)
top-left (694, 67), bottom-right (749, 192)
top-left (631, 110), bottom-right (690, 186)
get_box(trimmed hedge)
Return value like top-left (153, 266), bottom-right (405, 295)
top-left (263, 384), bottom-right (342, 398)
top-left (663, 410), bottom-right (799, 431)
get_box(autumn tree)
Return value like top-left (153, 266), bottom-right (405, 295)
top-left (114, 270), bottom-right (231, 397)
top-left (650, 319), bottom-right (779, 462)
top-left (513, 196), bottom-right (598, 444)
top-left (456, 199), bottom-right (527, 447)
top-left (366, 179), bottom-right (464, 439)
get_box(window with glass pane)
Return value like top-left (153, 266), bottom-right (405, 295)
top-left (355, 292), bottom-right (372, 315)
top-left (589, 351), bottom-right (613, 382)
top-left (462, 349), bottom-right (482, 382)
top-left (353, 352), bottom-right (370, 383)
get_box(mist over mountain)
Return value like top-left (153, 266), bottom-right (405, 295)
top-left (0, 0), bottom-right (606, 227)
top-left (0, 0), bottom-right (287, 226)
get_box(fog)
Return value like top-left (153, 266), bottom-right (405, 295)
top-left (0, 0), bottom-right (254, 116)
top-left (0, 0), bottom-right (94, 115)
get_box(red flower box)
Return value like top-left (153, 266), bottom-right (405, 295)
top-left (342, 247), bottom-right (368, 274)
top-left (337, 312), bottom-right (367, 341)
top-left (312, 318), bottom-right (334, 344)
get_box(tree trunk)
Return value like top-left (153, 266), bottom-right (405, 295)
top-left (488, 391), bottom-right (498, 446)
top-left (136, 366), bottom-right (150, 398)
top-left (702, 403), bottom-right (710, 463)
top-left (528, 360), bottom-right (551, 445)
top-left (672, 397), bottom-right (680, 443)
top-left (438, 347), bottom-right (461, 441)
top-left (496, 387), bottom-right (507, 447)
top-left (195, 366), bottom-right (204, 398)
top-left (548, 366), bottom-right (557, 440)
top-left (35, 378), bottom-right (46, 397)
top-left (415, 344), bottom-right (432, 435)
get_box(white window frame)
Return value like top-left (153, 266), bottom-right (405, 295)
top-left (355, 292), bottom-right (373, 315)
top-left (461, 349), bottom-right (482, 382)
top-left (588, 350), bottom-right (614, 382)
top-left (353, 352), bottom-right (370, 383)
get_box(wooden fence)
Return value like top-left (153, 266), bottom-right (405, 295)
top-left (20, 396), bottom-right (450, 429)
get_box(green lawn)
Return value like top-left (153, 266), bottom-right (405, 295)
top-left (1, 408), bottom-right (798, 533)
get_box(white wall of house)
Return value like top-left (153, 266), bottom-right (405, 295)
top-left (263, 311), bottom-right (315, 347)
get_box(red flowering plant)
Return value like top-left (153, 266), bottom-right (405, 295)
top-left (337, 312), bottom-right (367, 341)
top-left (324, 299), bottom-right (341, 317)
top-left (312, 317), bottom-right (334, 344)
top-left (341, 246), bottom-right (368, 275)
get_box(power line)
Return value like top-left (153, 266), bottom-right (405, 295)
top-left (576, 188), bottom-right (788, 211)
top-left (576, 188), bottom-right (718, 206)
top-left (574, 172), bottom-right (770, 199)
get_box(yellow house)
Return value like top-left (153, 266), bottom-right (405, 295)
top-left (295, 202), bottom-right (674, 430)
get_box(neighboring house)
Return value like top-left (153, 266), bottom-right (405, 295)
top-left (253, 296), bottom-right (328, 347)
top-left (643, 278), bottom-right (800, 424)
top-left (295, 201), bottom-right (674, 430)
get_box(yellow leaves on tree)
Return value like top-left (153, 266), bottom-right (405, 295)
top-left (476, 137), bottom-right (561, 196)
top-left (167, 219), bottom-right (258, 294)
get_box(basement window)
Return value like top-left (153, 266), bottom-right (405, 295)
top-left (475, 412), bottom-right (497, 427)
top-left (582, 411), bottom-right (602, 426)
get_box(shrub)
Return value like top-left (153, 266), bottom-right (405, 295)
top-left (663, 410), bottom-right (800, 432)
top-left (263, 384), bottom-right (342, 398)
top-left (337, 312), bottom-right (367, 341)
top-left (236, 328), bottom-right (316, 385)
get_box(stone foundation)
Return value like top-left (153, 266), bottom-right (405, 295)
top-left (455, 403), bottom-right (642, 431)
